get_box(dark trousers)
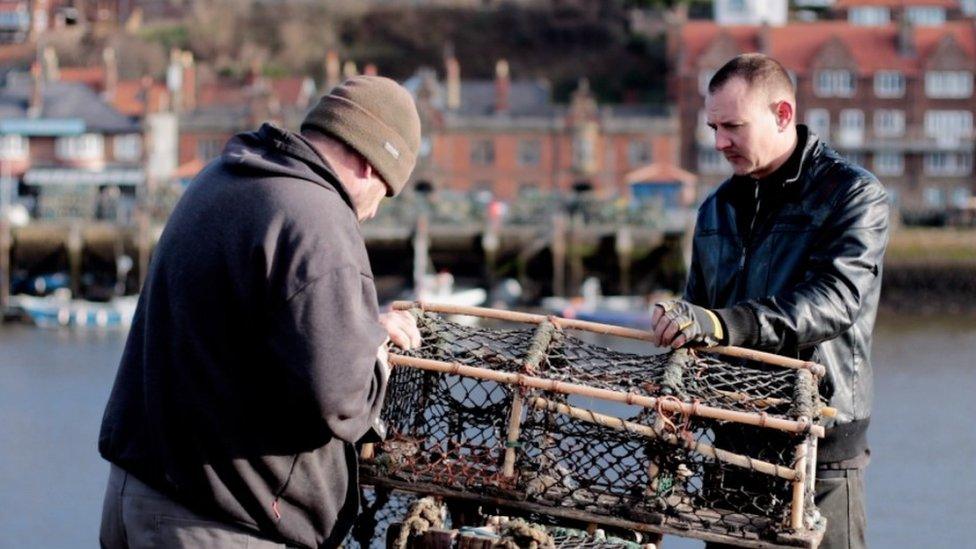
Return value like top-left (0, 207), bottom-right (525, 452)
top-left (705, 467), bottom-right (867, 549)
top-left (99, 464), bottom-right (286, 549)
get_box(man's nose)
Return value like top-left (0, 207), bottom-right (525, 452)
top-left (714, 131), bottom-right (731, 151)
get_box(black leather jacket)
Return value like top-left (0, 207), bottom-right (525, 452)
top-left (685, 126), bottom-right (889, 463)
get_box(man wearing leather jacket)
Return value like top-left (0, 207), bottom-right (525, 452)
top-left (651, 54), bottom-right (889, 548)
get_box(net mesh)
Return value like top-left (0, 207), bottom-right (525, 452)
top-left (361, 310), bottom-right (823, 547)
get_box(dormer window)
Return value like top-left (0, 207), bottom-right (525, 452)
top-left (815, 70), bottom-right (855, 98)
top-left (849, 7), bottom-right (890, 26)
top-left (925, 71), bottom-right (973, 99)
top-left (906, 7), bottom-right (946, 26)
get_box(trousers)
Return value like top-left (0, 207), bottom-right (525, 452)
top-left (99, 464), bottom-right (287, 549)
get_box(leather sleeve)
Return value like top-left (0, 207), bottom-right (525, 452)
top-left (741, 176), bottom-right (889, 353)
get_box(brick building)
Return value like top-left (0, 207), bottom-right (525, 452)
top-left (171, 51), bottom-right (317, 176)
top-left (406, 57), bottom-right (680, 201)
top-left (0, 62), bottom-right (145, 220)
top-left (673, 18), bottom-right (976, 215)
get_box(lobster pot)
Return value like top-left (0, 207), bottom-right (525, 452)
top-left (362, 305), bottom-right (827, 548)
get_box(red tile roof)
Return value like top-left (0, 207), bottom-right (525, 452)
top-left (0, 43), bottom-right (33, 65)
top-left (680, 20), bottom-right (976, 76)
top-left (114, 79), bottom-right (169, 117)
top-left (59, 66), bottom-right (107, 90)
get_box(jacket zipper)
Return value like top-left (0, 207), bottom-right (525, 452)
top-left (740, 181), bottom-right (761, 271)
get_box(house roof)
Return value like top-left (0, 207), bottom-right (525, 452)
top-left (680, 20), bottom-right (976, 76)
top-left (403, 71), bottom-right (557, 117)
top-left (114, 79), bottom-right (169, 117)
top-left (0, 73), bottom-right (139, 133)
top-left (59, 66), bottom-right (106, 90)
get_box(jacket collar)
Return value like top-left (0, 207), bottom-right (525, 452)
top-left (722, 125), bottom-right (820, 202)
top-left (255, 123), bottom-right (356, 212)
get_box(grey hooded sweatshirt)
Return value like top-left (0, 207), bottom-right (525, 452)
top-left (99, 123), bottom-right (388, 548)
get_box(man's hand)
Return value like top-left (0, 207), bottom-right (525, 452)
top-left (650, 299), bottom-right (724, 349)
top-left (378, 310), bottom-right (422, 350)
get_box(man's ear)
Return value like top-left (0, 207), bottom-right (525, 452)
top-left (774, 100), bottom-right (794, 131)
top-left (355, 154), bottom-right (373, 179)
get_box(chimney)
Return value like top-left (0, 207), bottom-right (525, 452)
top-left (325, 50), bottom-right (340, 91)
top-left (28, 61), bottom-right (43, 118)
top-left (494, 59), bottom-right (510, 114)
top-left (342, 60), bottom-right (358, 79)
top-left (42, 45), bottom-right (59, 81)
top-left (181, 51), bottom-right (196, 112)
top-left (363, 63), bottom-right (378, 76)
top-left (445, 55), bottom-right (461, 110)
top-left (103, 47), bottom-right (118, 102)
top-left (898, 17), bottom-right (915, 57)
top-left (139, 76), bottom-right (155, 114)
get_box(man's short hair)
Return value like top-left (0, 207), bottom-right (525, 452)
top-left (708, 53), bottom-right (795, 100)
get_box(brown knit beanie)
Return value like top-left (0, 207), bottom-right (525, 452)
top-left (301, 76), bottom-right (421, 196)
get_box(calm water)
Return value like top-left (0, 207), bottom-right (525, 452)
top-left (0, 314), bottom-right (973, 547)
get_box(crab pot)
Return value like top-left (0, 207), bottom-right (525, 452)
top-left (360, 304), bottom-right (826, 548)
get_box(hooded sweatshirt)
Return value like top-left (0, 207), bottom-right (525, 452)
top-left (98, 123), bottom-right (388, 548)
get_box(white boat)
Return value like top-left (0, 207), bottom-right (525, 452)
top-left (8, 292), bottom-right (137, 329)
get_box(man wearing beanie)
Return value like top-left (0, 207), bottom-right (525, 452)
top-left (98, 76), bottom-right (423, 549)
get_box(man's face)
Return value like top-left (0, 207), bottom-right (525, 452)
top-left (351, 175), bottom-right (387, 222)
top-left (705, 78), bottom-right (782, 178)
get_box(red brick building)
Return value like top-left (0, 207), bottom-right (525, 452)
top-left (407, 58), bottom-right (680, 201)
top-left (673, 18), bottom-right (976, 215)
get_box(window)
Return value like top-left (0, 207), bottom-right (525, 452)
top-left (874, 110), bottom-right (905, 137)
top-left (924, 152), bottom-right (973, 176)
top-left (925, 71), bottom-right (973, 99)
top-left (924, 111), bottom-right (973, 140)
top-left (874, 151), bottom-right (904, 176)
top-left (470, 139), bottom-right (495, 166)
top-left (572, 131), bottom-right (596, 172)
top-left (627, 140), bottom-right (652, 166)
top-left (951, 186), bottom-right (972, 208)
top-left (849, 7), bottom-right (890, 26)
top-left (962, 0), bottom-right (976, 17)
top-left (196, 138), bottom-right (223, 161)
top-left (815, 70), bottom-right (855, 98)
top-left (56, 133), bottom-right (104, 160)
top-left (844, 151), bottom-right (866, 168)
top-left (906, 7), bottom-right (946, 26)
top-left (698, 149), bottom-right (731, 175)
top-left (874, 71), bottom-right (905, 98)
top-left (517, 139), bottom-right (541, 167)
top-left (698, 69), bottom-right (717, 96)
top-left (838, 109), bottom-right (864, 146)
top-left (805, 108), bottom-right (830, 139)
top-left (518, 181), bottom-right (540, 196)
top-left (923, 186), bottom-right (946, 208)
top-left (0, 134), bottom-right (28, 159)
top-left (112, 134), bottom-right (142, 162)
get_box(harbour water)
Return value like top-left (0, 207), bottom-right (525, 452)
top-left (0, 313), bottom-right (973, 547)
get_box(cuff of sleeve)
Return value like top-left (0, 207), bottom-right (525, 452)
top-left (714, 305), bottom-right (759, 347)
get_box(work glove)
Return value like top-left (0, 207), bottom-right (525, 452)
top-left (651, 299), bottom-right (725, 349)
